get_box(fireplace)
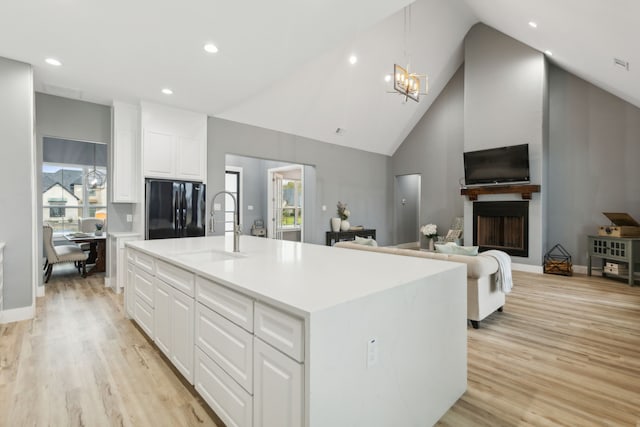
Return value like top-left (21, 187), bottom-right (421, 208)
top-left (473, 201), bottom-right (529, 257)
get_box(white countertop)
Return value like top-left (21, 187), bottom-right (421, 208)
top-left (127, 235), bottom-right (464, 316)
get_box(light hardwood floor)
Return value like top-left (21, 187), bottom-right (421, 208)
top-left (438, 271), bottom-right (640, 426)
top-left (0, 265), bottom-right (220, 426)
top-left (2, 267), bottom-right (640, 426)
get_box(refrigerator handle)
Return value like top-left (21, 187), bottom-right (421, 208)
top-left (180, 183), bottom-right (186, 237)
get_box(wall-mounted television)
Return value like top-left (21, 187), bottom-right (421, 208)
top-left (463, 144), bottom-right (530, 186)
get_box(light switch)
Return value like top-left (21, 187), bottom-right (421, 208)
top-left (214, 203), bottom-right (221, 211)
top-left (322, 205), bottom-right (327, 211)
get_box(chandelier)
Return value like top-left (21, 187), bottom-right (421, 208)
top-left (389, 5), bottom-right (428, 103)
top-left (393, 64), bottom-right (427, 102)
top-left (85, 143), bottom-right (106, 190)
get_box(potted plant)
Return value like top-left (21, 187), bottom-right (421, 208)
top-left (95, 223), bottom-right (104, 236)
top-left (420, 223), bottom-right (438, 251)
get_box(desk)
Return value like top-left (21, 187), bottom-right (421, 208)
top-left (326, 229), bottom-right (376, 246)
top-left (587, 235), bottom-right (640, 285)
top-left (65, 233), bottom-right (107, 275)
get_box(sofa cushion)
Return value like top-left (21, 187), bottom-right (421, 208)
top-left (354, 236), bottom-right (378, 246)
top-left (435, 242), bottom-right (479, 256)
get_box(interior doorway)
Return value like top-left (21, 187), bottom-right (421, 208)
top-left (394, 174), bottom-right (421, 244)
top-left (267, 165), bottom-right (304, 242)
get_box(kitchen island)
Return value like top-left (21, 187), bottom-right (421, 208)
top-left (125, 235), bottom-right (467, 427)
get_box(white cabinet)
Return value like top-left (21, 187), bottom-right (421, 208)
top-left (141, 102), bottom-right (207, 182)
top-left (253, 337), bottom-right (303, 427)
top-left (125, 262), bottom-right (135, 317)
top-left (111, 101), bottom-right (140, 202)
top-left (108, 232), bottom-right (141, 294)
top-left (154, 277), bottom-right (195, 382)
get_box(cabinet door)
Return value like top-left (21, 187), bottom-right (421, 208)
top-left (254, 338), bottom-right (303, 427)
top-left (125, 262), bottom-right (136, 317)
top-left (171, 288), bottom-right (195, 384)
top-left (112, 102), bottom-right (139, 202)
top-left (143, 130), bottom-right (175, 178)
top-left (176, 137), bottom-right (204, 181)
top-left (154, 280), bottom-right (172, 357)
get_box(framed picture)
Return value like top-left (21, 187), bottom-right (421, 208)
top-left (445, 229), bottom-right (462, 242)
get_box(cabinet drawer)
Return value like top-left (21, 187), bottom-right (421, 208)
top-left (196, 277), bottom-right (253, 332)
top-left (134, 296), bottom-right (154, 338)
top-left (254, 302), bottom-right (304, 362)
top-left (195, 347), bottom-right (253, 427)
top-left (126, 247), bottom-right (135, 263)
top-left (134, 250), bottom-right (155, 275)
top-left (196, 303), bottom-right (253, 393)
top-left (134, 269), bottom-right (154, 308)
top-left (157, 259), bottom-right (194, 297)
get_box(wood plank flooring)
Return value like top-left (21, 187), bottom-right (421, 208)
top-left (0, 265), bottom-right (220, 426)
top-left (438, 271), bottom-right (640, 426)
top-left (2, 267), bottom-right (640, 425)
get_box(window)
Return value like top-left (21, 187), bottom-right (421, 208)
top-left (42, 163), bottom-right (108, 233)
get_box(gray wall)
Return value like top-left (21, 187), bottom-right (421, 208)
top-left (548, 64), bottom-right (640, 265)
top-left (0, 57), bottom-right (34, 310)
top-left (35, 93), bottom-right (134, 286)
top-left (463, 24), bottom-right (546, 265)
top-left (208, 118), bottom-right (392, 246)
top-left (391, 67), bottom-right (465, 246)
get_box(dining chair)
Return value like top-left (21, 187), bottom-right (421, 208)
top-left (43, 225), bottom-right (88, 283)
top-left (78, 217), bottom-right (105, 255)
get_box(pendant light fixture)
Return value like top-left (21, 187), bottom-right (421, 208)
top-left (85, 143), bottom-right (106, 190)
top-left (389, 5), bottom-right (428, 102)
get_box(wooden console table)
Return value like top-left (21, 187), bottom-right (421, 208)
top-left (326, 229), bottom-right (376, 246)
top-left (587, 235), bottom-right (640, 285)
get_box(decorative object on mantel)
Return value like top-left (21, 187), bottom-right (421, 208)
top-left (460, 184), bottom-right (541, 201)
top-left (330, 217), bottom-right (341, 232)
top-left (543, 244), bottom-right (572, 276)
top-left (95, 223), bottom-right (104, 236)
top-left (337, 201), bottom-right (351, 232)
top-left (420, 223), bottom-right (438, 251)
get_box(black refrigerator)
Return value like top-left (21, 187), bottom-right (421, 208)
top-left (145, 179), bottom-right (206, 240)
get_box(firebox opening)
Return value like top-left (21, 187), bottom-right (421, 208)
top-left (473, 201), bottom-right (529, 257)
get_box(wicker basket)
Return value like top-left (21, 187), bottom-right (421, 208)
top-left (544, 244), bottom-right (573, 276)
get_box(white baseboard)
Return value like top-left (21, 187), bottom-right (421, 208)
top-left (105, 277), bottom-right (111, 289)
top-left (512, 263), bottom-right (543, 274)
top-left (572, 264), bottom-right (601, 276)
top-left (36, 285), bottom-right (45, 297)
top-left (1, 304), bottom-right (35, 324)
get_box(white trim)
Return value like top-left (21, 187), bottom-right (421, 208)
top-left (36, 285), bottom-right (45, 297)
top-left (572, 264), bottom-right (601, 276)
top-left (105, 277), bottom-right (112, 289)
top-left (1, 304), bottom-right (35, 324)
top-left (512, 263), bottom-right (543, 274)
top-left (225, 166), bottom-right (243, 230)
top-left (29, 66), bottom-right (38, 313)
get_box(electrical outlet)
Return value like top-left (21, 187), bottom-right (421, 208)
top-left (367, 338), bottom-right (378, 368)
top-left (248, 205), bottom-right (254, 211)
top-left (126, 214), bottom-right (133, 223)
top-left (214, 203), bottom-right (221, 211)
top-left (322, 205), bottom-right (327, 211)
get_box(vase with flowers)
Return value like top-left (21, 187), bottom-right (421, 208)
top-left (420, 223), bottom-right (437, 251)
top-left (337, 201), bottom-right (351, 231)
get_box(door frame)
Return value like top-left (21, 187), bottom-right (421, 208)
top-left (267, 164), bottom-right (304, 242)
top-left (225, 166), bottom-right (243, 232)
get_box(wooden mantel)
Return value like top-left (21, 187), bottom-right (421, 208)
top-left (460, 184), bottom-right (541, 201)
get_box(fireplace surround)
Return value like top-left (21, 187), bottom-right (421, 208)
top-left (473, 201), bottom-right (529, 257)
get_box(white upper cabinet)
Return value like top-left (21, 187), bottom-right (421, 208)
top-left (141, 102), bottom-right (207, 182)
top-left (111, 101), bottom-right (140, 202)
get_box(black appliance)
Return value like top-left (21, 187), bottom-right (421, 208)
top-left (145, 179), bottom-right (206, 240)
top-left (463, 144), bottom-right (530, 186)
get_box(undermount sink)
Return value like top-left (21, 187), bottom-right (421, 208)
top-left (172, 249), bottom-right (246, 264)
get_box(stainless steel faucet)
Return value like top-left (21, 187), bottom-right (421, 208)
top-left (210, 191), bottom-right (240, 252)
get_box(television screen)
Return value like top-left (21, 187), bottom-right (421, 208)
top-left (463, 144), bottom-right (530, 186)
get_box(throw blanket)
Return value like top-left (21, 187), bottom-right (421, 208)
top-left (480, 250), bottom-right (513, 294)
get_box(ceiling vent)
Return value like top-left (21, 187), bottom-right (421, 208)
top-left (614, 58), bottom-right (630, 71)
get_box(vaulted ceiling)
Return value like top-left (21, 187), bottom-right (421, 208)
top-left (1, 0), bottom-right (637, 156)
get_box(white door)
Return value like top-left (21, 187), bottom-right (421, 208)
top-left (154, 279), bottom-right (172, 357)
top-left (253, 338), bottom-right (303, 427)
top-left (171, 288), bottom-right (195, 383)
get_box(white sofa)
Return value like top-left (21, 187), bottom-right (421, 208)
top-left (334, 241), bottom-right (506, 328)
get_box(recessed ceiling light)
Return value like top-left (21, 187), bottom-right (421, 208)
top-left (204, 43), bottom-right (218, 53)
top-left (544, 50), bottom-right (553, 56)
top-left (161, 88), bottom-right (173, 95)
top-left (349, 55), bottom-right (358, 65)
top-left (384, 74), bottom-right (392, 82)
top-left (528, 21), bottom-right (538, 28)
top-left (45, 58), bottom-right (62, 66)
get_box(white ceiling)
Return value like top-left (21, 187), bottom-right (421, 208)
top-left (1, 0), bottom-right (638, 156)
